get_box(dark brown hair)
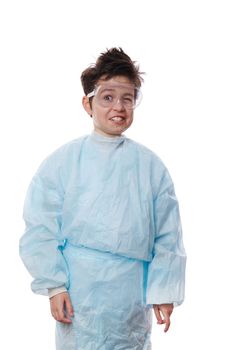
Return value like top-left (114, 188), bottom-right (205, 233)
top-left (81, 47), bottom-right (144, 95)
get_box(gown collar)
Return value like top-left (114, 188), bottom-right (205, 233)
top-left (90, 130), bottom-right (126, 145)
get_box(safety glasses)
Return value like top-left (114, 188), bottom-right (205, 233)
top-left (87, 82), bottom-right (142, 110)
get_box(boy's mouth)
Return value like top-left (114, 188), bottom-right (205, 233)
top-left (110, 116), bottom-right (125, 122)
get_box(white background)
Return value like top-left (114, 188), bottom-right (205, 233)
top-left (1, 0), bottom-right (233, 349)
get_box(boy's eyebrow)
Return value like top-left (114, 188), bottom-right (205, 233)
top-left (99, 87), bottom-right (115, 93)
top-left (99, 87), bottom-right (135, 96)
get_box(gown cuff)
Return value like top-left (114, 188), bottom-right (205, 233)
top-left (48, 286), bottom-right (67, 299)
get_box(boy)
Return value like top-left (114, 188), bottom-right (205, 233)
top-left (20, 48), bottom-right (186, 350)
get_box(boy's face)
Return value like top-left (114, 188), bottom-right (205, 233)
top-left (83, 76), bottom-right (135, 137)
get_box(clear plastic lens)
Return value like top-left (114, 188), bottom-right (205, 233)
top-left (87, 83), bottom-right (142, 109)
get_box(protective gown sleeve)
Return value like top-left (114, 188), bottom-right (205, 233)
top-left (19, 153), bottom-right (69, 296)
top-left (146, 168), bottom-right (186, 306)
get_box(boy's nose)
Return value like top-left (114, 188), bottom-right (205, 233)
top-left (113, 98), bottom-right (125, 111)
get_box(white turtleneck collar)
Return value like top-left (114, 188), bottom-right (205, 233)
top-left (90, 130), bottom-right (126, 145)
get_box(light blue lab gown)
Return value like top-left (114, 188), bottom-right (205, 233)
top-left (20, 131), bottom-right (186, 350)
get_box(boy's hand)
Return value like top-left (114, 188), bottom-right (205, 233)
top-left (153, 303), bottom-right (174, 332)
top-left (50, 292), bottom-right (74, 324)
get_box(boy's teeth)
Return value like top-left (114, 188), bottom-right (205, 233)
top-left (111, 117), bottom-right (124, 121)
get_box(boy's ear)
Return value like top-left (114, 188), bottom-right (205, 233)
top-left (82, 96), bottom-right (92, 117)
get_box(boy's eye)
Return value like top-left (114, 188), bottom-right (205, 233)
top-left (123, 96), bottom-right (134, 106)
top-left (103, 94), bottom-right (113, 102)
top-left (124, 97), bottom-right (134, 102)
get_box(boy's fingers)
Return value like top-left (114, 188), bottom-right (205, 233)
top-left (66, 303), bottom-right (74, 317)
top-left (153, 306), bottom-right (163, 324)
top-left (53, 309), bottom-right (72, 324)
top-left (65, 295), bottom-right (74, 317)
top-left (163, 316), bottom-right (171, 332)
top-left (160, 306), bottom-right (173, 332)
top-left (57, 315), bottom-right (72, 324)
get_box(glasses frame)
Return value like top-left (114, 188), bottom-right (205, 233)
top-left (87, 84), bottom-right (142, 110)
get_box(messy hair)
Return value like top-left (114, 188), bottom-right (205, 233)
top-left (81, 48), bottom-right (144, 95)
